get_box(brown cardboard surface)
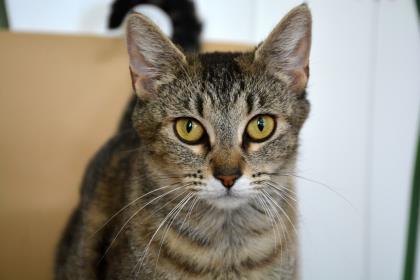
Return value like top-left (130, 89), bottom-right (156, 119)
top-left (0, 31), bottom-right (251, 279)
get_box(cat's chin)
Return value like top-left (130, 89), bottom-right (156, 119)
top-left (204, 193), bottom-right (250, 210)
top-left (198, 176), bottom-right (255, 209)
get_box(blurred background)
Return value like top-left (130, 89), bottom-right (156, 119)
top-left (0, 0), bottom-right (419, 279)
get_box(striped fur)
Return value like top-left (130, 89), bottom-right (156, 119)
top-left (55, 3), bottom-right (311, 280)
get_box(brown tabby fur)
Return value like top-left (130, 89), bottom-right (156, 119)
top-left (55, 4), bottom-right (312, 280)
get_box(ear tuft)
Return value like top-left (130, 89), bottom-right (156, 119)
top-left (126, 13), bottom-right (186, 99)
top-left (255, 4), bottom-right (312, 93)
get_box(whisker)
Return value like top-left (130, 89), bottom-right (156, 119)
top-left (253, 179), bottom-right (298, 212)
top-left (91, 182), bottom-right (182, 237)
top-left (275, 172), bottom-right (356, 210)
top-left (262, 181), bottom-right (297, 203)
top-left (179, 195), bottom-right (199, 231)
top-left (152, 175), bottom-right (187, 181)
top-left (262, 189), bottom-right (297, 236)
top-left (152, 170), bottom-right (204, 181)
top-left (133, 193), bottom-right (193, 276)
top-left (119, 146), bottom-right (142, 156)
top-left (263, 191), bottom-right (286, 238)
top-left (261, 182), bottom-right (298, 215)
top-left (256, 193), bottom-right (278, 251)
top-left (97, 185), bottom-right (187, 263)
top-left (252, 178), bottom-right (296, 195)
top-left (153, 193), bottom-right (194, 277)
top-left (259, 191), bottom-right (289, 257)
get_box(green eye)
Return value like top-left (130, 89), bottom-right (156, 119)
top-left (175, 118), bottom-right (204, 144)
top-left (246, 115), bottom-right (275, 142)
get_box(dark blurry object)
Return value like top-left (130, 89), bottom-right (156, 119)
top-left (109, 0), bottom-right (202, 52)
top-left (0, 0), bottom-right (8, 28)
top-left (403, 133), bottom-right (419, 279)
top-left (417, 0), bottom-right (420, 18)
top-left (402, 3), bottom-right (419, 280)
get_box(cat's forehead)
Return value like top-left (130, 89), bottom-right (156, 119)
top-left (197, 52), bottom-right (244, 77)
top-left (190, 52), bottom-right (288, 113)
top-left (195, 52), bottom-right (248, 110)
top-left (159, 52), bottom-right (290, 121)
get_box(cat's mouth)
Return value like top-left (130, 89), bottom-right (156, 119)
top-left (199, 189), bottom-right (246, 199)
top-left (199, 188), bottom-right (252, 209)
top-left (196, 176), bottom-right (255, 209)
top-left (212, 189), bottom-right (239, 199)
top-left (205, 192), bottom-right (249, 209)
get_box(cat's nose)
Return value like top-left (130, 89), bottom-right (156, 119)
top-left (211, 154), bottom-right (243, 189)
top-left (215, 174), bottom-right (241, 189)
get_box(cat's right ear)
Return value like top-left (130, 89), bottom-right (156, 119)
top-left (254, 4), bottom-right (312, 93)
top-left (126, 13), bottom-right (186, 99)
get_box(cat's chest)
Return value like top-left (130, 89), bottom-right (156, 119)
top-left (148, 213), bottom-right (294, 279)
top-left (153, 229), bottom-right (296, 280)
top-left (119, 189), bottom-right (297, 279)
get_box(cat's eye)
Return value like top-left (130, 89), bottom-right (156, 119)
top-left (246, 115), bottom-right (276, 142)
top-left (174, 118), bottom-right (205, 144)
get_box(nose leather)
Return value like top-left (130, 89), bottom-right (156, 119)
top-left (215, 174), bottom-right (240, 189)
top-left (211, 147), bottom-right (243, 189)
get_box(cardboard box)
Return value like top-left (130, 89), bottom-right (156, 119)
top-left (0, 31), bottom-right (251, 279)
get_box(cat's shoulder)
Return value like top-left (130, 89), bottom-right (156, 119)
top-left (79, 128), bottom-right (139, 202)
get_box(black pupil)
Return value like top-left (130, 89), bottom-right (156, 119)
top-left (186, 120), bottom-right (193, 133)
top-left (257, 117), bottom-right (265, 131)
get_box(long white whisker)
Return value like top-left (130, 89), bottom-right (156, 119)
top-left (274, 172), bottom-right (356, 210)
top-left (266, 180), bottom-right (297, 198)
top-left (91, 183), bottom-right (181, 237)
top-left (144, 189), bottom-right (192, 220)
top-left (256, 193), bottom-right (278, 251)
top-left (133, 193), bottom-right (193, 275)
top-left (262, 189), bottom-right (297, 236)
top-left (262, 182), bottom-right (298, 216)
top-left (265, 182), bottom-right (297, 203)
top-left (153, 193), bottom-right (194, 278)
top-left (259, 191), bottom-right (288, 259)
top-left (179, 195), bottom-right (199, 231)
top-left (98, 185), bottom-right (186, 263)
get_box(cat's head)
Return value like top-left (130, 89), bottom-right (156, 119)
top-left (126, 4), bottom-right (311, 209)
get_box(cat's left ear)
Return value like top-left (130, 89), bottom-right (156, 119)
top-left (254, 4), bottom-right (312, 93)
top-left (126, 13), bottom-right (187, 99)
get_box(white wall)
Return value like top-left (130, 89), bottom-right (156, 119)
top-left (6, 0), bottom-right (113, 35)
top-left (5, 0), bottom-right (419, 279)
top-left (368, 1), bottom-right (420, 279)
top-left (295, 2), bottom-right (376, 279)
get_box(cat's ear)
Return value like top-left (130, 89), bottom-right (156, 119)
top-left (126, 13), bottom-right (186, 99)
top-left (255, 4), bottom-right (312, 93)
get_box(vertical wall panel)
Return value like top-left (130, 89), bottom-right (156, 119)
top-left (296, 1), bottom-right (375, 279)
top-left (368, 1), bottom-right (420, 279)
top-left (255, 1), bottom-right (377, 279)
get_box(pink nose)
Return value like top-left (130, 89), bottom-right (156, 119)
top-left (215, 175), bottom-right (239, 189)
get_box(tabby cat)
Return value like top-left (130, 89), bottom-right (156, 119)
top-left (55, 1), bottom-right (312, 279)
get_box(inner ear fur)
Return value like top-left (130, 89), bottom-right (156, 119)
top-left (126, 13), bottom-right (187, 99)
top-left (255, 4), bottom-right (312, 93)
